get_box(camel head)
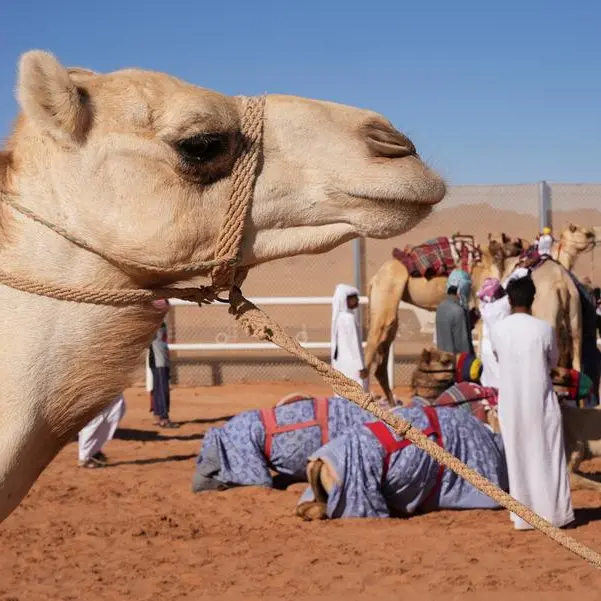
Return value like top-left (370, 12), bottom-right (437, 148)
top-left (411, 347), bottom-right (456, 399)
top-left (560, 224), bottom-right (597, 255)
top-left (487, 232), bottom-right (526, 261)
top-left (486, 232), bottom-right (527, 276)
top-left (1, 51), bottom-right (446, 284)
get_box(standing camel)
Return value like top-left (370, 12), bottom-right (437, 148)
top-left (0, 51), bottom-right (445, 522)
top-left (552, 224), bottom-right (597, 271)
top-left (365, 227), bottom-right (594, 403)
top-left (364, 234), bottom-right (525, 403)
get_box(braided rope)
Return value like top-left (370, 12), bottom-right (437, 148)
top-left (0, 269), bottom-right (219, 306)
top-left (211, 96), bottom-right (266, 289)
top-left (0, 95), bottom-right (266, 285)
top-left (227, 288), bottom-right (601, 569)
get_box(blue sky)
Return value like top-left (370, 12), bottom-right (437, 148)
top-left (1, 0), bottom-right (599, 184)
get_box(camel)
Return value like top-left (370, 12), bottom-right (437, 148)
top-left (364, 233), bottom-right (526, 403)
top-left (0, 50), bottom-right (446, 523)
top-left (364, 227), bottom-right (593, 403)
top-left (298, 350), bottom-right (601, 521)
top-left (411, 347), bottom-right (601, 492)
top-left (552, 224), bottom-right (597, 271)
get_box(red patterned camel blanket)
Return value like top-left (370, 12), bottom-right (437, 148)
top-left (408, 382), bottom-right (499, 425)
top-left (392, 235), bottom-right (481, 279)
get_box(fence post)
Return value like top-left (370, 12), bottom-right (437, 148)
top-left (538, 180), bottom-right (551, 230)
top-left (352, 238), bottom-right (365, 327)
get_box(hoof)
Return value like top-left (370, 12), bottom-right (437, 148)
top-left (296, 501), bottom-right (327, 521)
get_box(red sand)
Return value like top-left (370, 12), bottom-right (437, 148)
top-left (1, 383), bottom-right (601, 601)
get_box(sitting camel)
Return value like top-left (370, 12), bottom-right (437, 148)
top-left (364, 233), bottom-right (526, 403)
top-left (192, 393), bottom-right (373, 492)
top-left (295, 348), bottom-right (601, 521)
top-left (192, 352), bottom-right (480, 493)
top-left (296, 403), bottom-right (509, 520)
top-left (0, 51), bottom-right (445, 522)
top-left (413, 347), bottom-right (601, 492)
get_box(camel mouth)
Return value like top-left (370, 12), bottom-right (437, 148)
top-left (342, 183), bottom-right (446, 208)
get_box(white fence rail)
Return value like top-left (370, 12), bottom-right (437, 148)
top-left (149, 296), bottom-right (435, 390)
top-left (148, 295), bottom-right (600, 390)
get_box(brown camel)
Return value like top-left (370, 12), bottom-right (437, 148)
top-left (0, 51), bottom-right (446, 522)
top-left (364, 234), bottom-right (525, 404)
top-left (365, 226), bottom-right (593, 404)
top-left (412, 347), bottom-right (601, 492)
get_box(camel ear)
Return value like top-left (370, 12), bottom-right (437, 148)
top-left (421, 348), bottom-right (431, 363)
top-left (501, 233), bottom-right (509, 244)
top-left (17, 51), bottom-right (91, 144)
top-left (569, 223), bottom-right (577, 233)
top-left (488, 232), bottom-right (492, 241)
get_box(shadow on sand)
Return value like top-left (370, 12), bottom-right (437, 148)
top-left (113, 428), bottom-right (204, 443)
top-left (106, 453), bottom-right (198, 467)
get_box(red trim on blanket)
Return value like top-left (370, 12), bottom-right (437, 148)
top-left (365, 406), bottom-right (444, 510)
top-left (260, 397), bottom-right (329, 458)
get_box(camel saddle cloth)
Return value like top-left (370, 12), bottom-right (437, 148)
top-left (392, 235), bottom-right (481, 279)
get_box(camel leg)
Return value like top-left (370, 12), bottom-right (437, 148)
top-left (364, 260), bottom-right (408, 406)
top-left (296, 459), bottom-right (328, 520)
top-left (562, 411), bottom-right (601, 491)
top-left (373, 320), bottom-right (399, 407)
top-left (567, 286), bottom-right (582, 372)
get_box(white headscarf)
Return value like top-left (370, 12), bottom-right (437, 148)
top-left (331, 284), bottom-right (361, 362)
top-left (502, 267), bottom-right (530, 288)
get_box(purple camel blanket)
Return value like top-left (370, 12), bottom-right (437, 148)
top-left (192, 395), bottom-right (373, 492)
top-left (297, 404), bottom-right (508, 518)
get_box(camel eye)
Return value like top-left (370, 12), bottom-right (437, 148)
top-left (175, 134), bottom-right (226, 164)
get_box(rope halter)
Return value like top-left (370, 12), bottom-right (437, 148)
top-left (0, 95), bottom-right (266, 306)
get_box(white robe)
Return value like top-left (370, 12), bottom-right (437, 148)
top-left (331, 284), bottom-right (368, 391)
top-left (479, 296), bottom-right (511, 389)
top-left (78, 396), bottom-right (126, 462)
top-left (490, 313), bottom-right (574, 530)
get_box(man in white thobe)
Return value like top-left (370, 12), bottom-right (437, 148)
top-left (477, 277), bottom-right (511, 389)
top-left (331, 284), bottom-right (368, 391)
top-left (490, 275), bottom-right (574, 530)
top-left (78, 395), bottom-right (126, 468)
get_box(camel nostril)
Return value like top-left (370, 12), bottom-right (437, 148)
top-left (363, 121), bottom-right (417, 159)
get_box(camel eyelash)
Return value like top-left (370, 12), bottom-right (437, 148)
top-left (174, 134), bottom-right (228, 164)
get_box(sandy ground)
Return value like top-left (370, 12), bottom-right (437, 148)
top-left (2, 383), bottom-right (601, 601)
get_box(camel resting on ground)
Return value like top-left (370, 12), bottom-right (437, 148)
top-left (191, 393), bottom-right (373, 492)
top-left (0, 51), bottom-right (446, 522)
top-left (413, 347), bottom-right (601, 492)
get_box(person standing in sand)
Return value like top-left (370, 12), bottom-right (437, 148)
top-left (78, 395), bottom-right (126, 468)
top-left (149, 314), bottom-right (179, 429)
top-left (435, 269), bottom-right (474, 355)
top-left (477, 277), bottom-right (510, 389)
top-left (331, 284), bottom-right (368, 391)
top-left (490, 275), bottom-right (574, 530)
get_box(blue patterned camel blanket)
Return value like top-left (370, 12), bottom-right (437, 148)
top-left (297, 404), bottom-right (508, 519)
top-left (192, 396), bottom-right (373, 492)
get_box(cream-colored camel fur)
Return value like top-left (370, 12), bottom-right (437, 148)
top-left (364, 234), bottom-right (524, 403)
top-left (0, 51), bottom-right (445, 523)
top-left (552, 224), bottom-right (597, 271)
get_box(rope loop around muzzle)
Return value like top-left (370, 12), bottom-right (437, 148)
top-left (0, 95), bottom-right (266, 291)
